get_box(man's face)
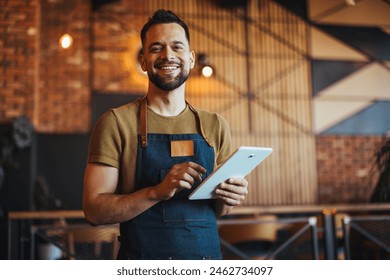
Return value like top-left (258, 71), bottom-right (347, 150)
top-left (140, 23), bottom-right (195, 91)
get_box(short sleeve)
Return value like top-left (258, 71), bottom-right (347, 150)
top-left (216, 114), bottom-right (232, 165)
top-left (87, 110), bottom-right (123, 169)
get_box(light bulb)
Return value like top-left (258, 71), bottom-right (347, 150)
top-left (201, 66), bottom-right (213, 78)
top-left (59, 34), bottom-right (73, 49)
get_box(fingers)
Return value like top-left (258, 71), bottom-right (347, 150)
top-left (215, 177), bottom-right (249, 206)
top-left (186, 161), bottom-right (207, 180)
top-left (157, 162), bottom-right (206, 200)
top-left (172, 161), bottom-right (206, 184)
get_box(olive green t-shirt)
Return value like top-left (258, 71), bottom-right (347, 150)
top-left (87, 98), bottom-right (232, 194)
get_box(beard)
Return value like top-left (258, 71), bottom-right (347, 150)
top-left (148, 66), bottom-right (190, 91)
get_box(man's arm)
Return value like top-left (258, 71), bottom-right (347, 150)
top-left (83, 163), bottom-right (161, 225)
top-left (83, 161), bottom-right (206, 225)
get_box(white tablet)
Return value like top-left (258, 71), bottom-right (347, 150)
top-left (188, 146), bottom-right (273, 200)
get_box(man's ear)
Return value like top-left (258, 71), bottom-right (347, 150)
top-left (139, 50), bottom-right (146, 71)
top-left (190, 51), bottom-right (195, 69)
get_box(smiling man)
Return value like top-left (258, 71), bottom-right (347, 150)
top-left (83, 9), bottom-right (248, 260)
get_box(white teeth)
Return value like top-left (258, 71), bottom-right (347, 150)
top-left (160, 66), bottom-right (178, 70)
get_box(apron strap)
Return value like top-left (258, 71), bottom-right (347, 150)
top-left (140, 97), bottom-right (148, 147)
top-left (139, 97), bottom-right (212, 147)
top-left (186, 102), bottom-right (212, 147)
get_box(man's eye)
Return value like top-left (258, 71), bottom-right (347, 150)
top-left (150, 47), bottom-right (162, 52)
top-left (173, 45), bottom-right (183, 51)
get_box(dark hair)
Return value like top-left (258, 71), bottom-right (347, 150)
top-left (140, 9), bottom-right (190, 47)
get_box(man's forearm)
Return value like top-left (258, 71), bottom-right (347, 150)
top-left (83, 186), bottom-right (161, 225)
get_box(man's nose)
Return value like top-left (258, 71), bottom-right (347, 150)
top-left (161, 47), bottom-right (175, 60)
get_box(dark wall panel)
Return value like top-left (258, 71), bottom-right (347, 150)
top-left (0, 142), bottom-right (36, 212)
top-left (318, 25), bottom-right (390, 60)
top-left (36, 134), bottom-right (89, 210)
top-left (311, 60), bottom-right (368, 96)
top-left (91, 93), bottom-right (142, 126)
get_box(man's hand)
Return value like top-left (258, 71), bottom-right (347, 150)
top-left (214, 177), bottom-right (248, 207)
top-left (154, 161), bottom-right (206, 200)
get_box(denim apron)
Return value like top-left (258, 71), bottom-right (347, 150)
top-left (118, 98), bottom-right (222, 260)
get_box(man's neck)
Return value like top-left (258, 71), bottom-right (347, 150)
top-left (146, 85), bottom-right (187, 117)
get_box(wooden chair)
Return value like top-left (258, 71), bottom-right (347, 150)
top-left (65, 224), bottom-right (119, 259)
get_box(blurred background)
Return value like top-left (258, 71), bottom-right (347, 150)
top-left (1, 0), bottom-right (389, 260)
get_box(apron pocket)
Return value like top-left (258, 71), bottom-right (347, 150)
top-left (163, 199), bottom-right (206, 222)
top-left (160, 168), bottom-right (207, 222)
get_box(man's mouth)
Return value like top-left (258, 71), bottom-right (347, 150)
top-left (160, 65), bottom-right (179, 70)
top-left (156, 62), bottom-right (181, 71)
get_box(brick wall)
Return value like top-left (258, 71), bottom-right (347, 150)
top-left (1, 0), bottom-right (38, 124)
top-left (316, 136), bottom-right (388, 203)
top-left (92, 2), bottom-right (147, 94)
top-left (0, 0), bottom-right (91, 133)
top-left (38, 0), bottom-right (91, 133)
